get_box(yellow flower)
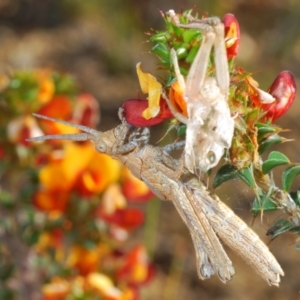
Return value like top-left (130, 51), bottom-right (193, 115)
top-left (35, 69), bottom-right (55, 104)
top-left (136, 62), bottom-right (162, 119)
top-left (39, 143), bottom-right (95, 191)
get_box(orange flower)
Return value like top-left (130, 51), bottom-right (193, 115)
top-left (39, 143), bottom-right (95, 192)
top-left (75, 151), bottom-right (121, 197)
top-left (168, 81), bottom-right (188, 117)
top-left (37, 95), bottom-right (73, 135)
top-left (116, 245), bottom-right (153, 286)
top-left (35, 70), bottom-right (55, 104)
top-left (35, 142), bottom-right (121, 212)
top-left (67, 245), bottom-right (109, 276)
top-left (34, 189), bottom-right (69, 213)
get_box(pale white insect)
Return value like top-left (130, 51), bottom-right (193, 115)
top-left (165, 10), bottom-right (235, 174)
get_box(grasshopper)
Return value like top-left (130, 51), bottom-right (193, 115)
top-left (28, 109), bottom-right (284, 286)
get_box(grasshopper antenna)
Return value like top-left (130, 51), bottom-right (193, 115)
top-left (26, 113), bottom-right (99, 142)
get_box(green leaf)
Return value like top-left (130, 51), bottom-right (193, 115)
top-left (173, 24), bottom-right (185, 37)
top-left (237, 167), bottom-right (256, 189)
top-left (213, 165), bottom-right (256, 189)
top-left (255, 123), bottom-right (276, 141)
top-left (262, 151), bottom-right (290, 174)
top-left (150, 31), bottom-right (171, 43)
top-left (251, 194), bottom-right (278, 216)
top-left (186, 45), bottom-right (199, 63)
top-left (282, 165), bottom-right (300, 191)
top-left (290, 190), bottom-right (300, 207)
top-left (151, 43), bottom-right (170, 61)
top-left (258, 134), bottom-right (283, 154)
top-left (182, 29), bottom-right (200, 44)
top-left (213, 164), bottom-right (238, 189)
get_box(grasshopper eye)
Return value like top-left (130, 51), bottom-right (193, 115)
top-left (207, 151), bottom-right (216, 164)
top-left (96, 142), bottom-right (107, 153)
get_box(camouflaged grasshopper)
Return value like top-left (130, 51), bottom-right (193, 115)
top-left (28, 110), bottom-right (284, 286)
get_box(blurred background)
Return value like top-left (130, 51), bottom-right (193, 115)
top-left (0, 0), bottom-right (300, 299)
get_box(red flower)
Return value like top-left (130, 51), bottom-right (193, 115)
top-left (97, 207), bottom-right (144, 230)
top-left (37, 95), bottom-right (72, 135)
top-left (7, 115), bottom-right (43, 147)
top-left (122, 98), bottom-right (173, 127)
top-left (263, 71), bottom-right (297, 121)
top-left (73, 93), bottom-right (100, 128)
top-left (116, 245), bottom-right (154, 286)
top-left (34, 189), bottom-right (69, 213)
top-left (223, 14), bottom-right (240, 59)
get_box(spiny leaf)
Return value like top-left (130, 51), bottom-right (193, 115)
top-left (251, 194), bottom-right (278, 216)
top-left (258, 134), bottom-right (283, 154)
top-left (255, 123), bottom-right (276, 141)
top-left (151, 43), bottom-right (170, 64)
top-left (282, 165), bottom-right (300, 191)
top-left (213, 164), bottom-right (256, 189)
top-left (150, 31), bottom-right (171, 43)
top-left (237, 167), bottom-right (256, 189)
top-left (262, 151), bottom-right (290, 174)
top-left (182, 29), bottom-right (200, 44)
top-left (213, 164), bottom-right (238, 189)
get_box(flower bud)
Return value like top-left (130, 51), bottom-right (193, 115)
top-left (263, 71), bottom-right (296, 121)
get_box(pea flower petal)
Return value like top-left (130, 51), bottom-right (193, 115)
top-left (265, 70), bottom-right (297, 121)
top-left (223, 13), bottom-right (240, 59)
top-left (136, 63), bottom-right (162, 119)
top-left (122, 98), bottom-right (172, 126)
